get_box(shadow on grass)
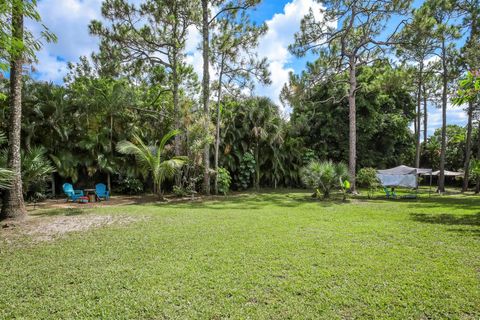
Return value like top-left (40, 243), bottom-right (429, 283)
top-left (410, 212), bottom-right (480, 226)
top-left (30, 208), bottom-right (85, 217)
top-left (407, 196), bottom-right (480, 211)
top-left (410, 212), bottom-right (480, 238)
top-left (146, 190), bottom-right (353, 211)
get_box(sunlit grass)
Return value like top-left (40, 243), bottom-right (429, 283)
top-left (0, 191), bottom-right (479, 319)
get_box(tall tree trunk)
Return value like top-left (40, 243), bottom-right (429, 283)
top-left (213, 58), bottom-right (225, 195)
top-left (255, 143), bottom-right (260, 191)
top-left (51, 173), bottom-right (56, 197)
top-left (348, 56), bottom-right (357, 192)
top-left (438, 39), bottom-right (447, 193)
top-left (202, 0), bottom-right (211, 195)
top-left (415, 62), bottom-right (424, 168)
top-left (107, 173), bottom-right (111, 194)
top-left (465, 4), bottom-right (478, 193)
top-left (109, 114), bottom-right (113, 193)
top-left (462, 101), bottom-right (474, 192)
top-left (172, 61), bottom-right (181, 157)
top-left (476, 120), bottom-right (480, 194)
top-left (423, 84), bottom-right (428, 145)
top-left (172, 54), bottom-right (182, 188)
top-left (1, 2), bottom-right (26, 220)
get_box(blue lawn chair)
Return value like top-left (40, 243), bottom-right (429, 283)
top-left (95, 183), bottom-right (110, 200)
top-left (383, 187), bottom-right (397, 199)
top-left (63, 183), bottom-right (86, 202)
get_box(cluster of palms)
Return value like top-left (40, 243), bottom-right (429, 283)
top-left (1, 0), bottom-right (479, 221)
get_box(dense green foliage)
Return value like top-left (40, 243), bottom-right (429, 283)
top-left (0, 146), bottom-right (55, 200)
top-left (216, 167), bottom-right (231, 195)
top-left (284, 62), bottom-right (417, 169)
top-left (0, 0), bottom-right (479, 202)
top-left (116, 131), bottom-right (186, 196)
top-left (357, 167), bottom-right (381, 198)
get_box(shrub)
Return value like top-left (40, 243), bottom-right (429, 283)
top-left (217, 167), bottom-right (231, 195)
top-left (301, 160), bottom-right (349, 199)
top-left (237, 152), bottom-right (255, 190)
top-left (0, 147), bottom-right (55, 198)
top-left (172, 185), bottom-right (187, 197)
top-left (115, 176), bottom-right (143, 195)
top-left (357, 167), bottom-right (380, 198)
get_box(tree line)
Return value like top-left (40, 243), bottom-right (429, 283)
top-left (0, 0), bottom-right (479, 220)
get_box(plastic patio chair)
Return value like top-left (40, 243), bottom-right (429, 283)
top-left (62, 183), bottom-right (87, 202)
top-left (95, 183), bottom-right (110, 201)
top-left (383, 187), bottom-right (397, 199)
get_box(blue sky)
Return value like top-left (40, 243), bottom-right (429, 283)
top-left (29, 0), bottom-right (467, 135)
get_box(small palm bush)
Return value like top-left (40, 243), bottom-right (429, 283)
top-left (0, 147), bottom-right (54, 196)
top-left (301, 160), bottom-right (349, 199)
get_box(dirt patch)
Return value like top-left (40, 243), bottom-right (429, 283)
top-left (1, 213), bottom-right (144, 244)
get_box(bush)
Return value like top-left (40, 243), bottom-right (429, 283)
top-left (237, 152), bottom-right (255, 190)
top-left (357, 167), bottom-right (380, 198)
top-left (217, 167), bottom-right (231, 195)
top-left (173, 185), bottom-right (187, 197)
top-left (115, 176), bottom-right (143, 195)
top-left (301, 160), bottom-right (349, 199)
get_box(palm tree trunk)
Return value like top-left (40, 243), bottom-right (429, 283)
top-left (462, 101), bottom-right (474, 192)
top-left (1, 2), bottom-right (26, 220)
top-left (202, 0), bottom-right (211, 195)
top-left (214, 58), bottom-right (225, 195)
top-left (348, 56), bottom-right (357, 193)
top-left (438, 39), bottom-right (447, 193)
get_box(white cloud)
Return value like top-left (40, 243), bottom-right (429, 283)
top-left (28, 0), bottom-right (103, 83)
top-left (255, 0), bottom-right (326, 110)
top-left (426, 103), bottom-right (468, 136)
top-left (409, 101), bottom-right (468, 137)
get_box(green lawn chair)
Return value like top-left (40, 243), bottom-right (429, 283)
top-left (383, 187), bottom-right (397, 199)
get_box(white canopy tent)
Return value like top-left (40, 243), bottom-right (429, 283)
top-left (430, 170), bottom-right (464, 177)
top-left (377, 165), bottom-right (432, 189)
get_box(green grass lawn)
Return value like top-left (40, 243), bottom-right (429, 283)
top-left (1, 191), bottom-right (479, 319)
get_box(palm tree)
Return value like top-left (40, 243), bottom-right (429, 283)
top-left (0, 146), bottom-right (55, 196)
top-left (301, 160), bottom-right (349, 199)
top-left (116, 130), bottom-right (187, 197)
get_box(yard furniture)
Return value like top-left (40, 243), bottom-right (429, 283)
top-left (383, 187), bottom-right (397, 199)
top-left (62, 183), bottom-right (88, 203)
top-left (83, 189), bottom-right (97, 202)
top-left (95, 183), bottom-right (110, 201)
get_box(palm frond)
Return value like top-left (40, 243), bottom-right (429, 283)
top-left (0, 168), bottom-right (13, 189)
top-left (0, 132), bottom-right (7, 146)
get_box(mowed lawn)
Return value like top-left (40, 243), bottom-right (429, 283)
top-left (0, 191), bottom-right (479, 319)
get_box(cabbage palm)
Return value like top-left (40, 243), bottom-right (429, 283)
top-left (0, 146), bottom-right (55, 195)
top-left (116, 130), bottom-right (186, 196)
top-left (301, 160), bottom-right (349, 199)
